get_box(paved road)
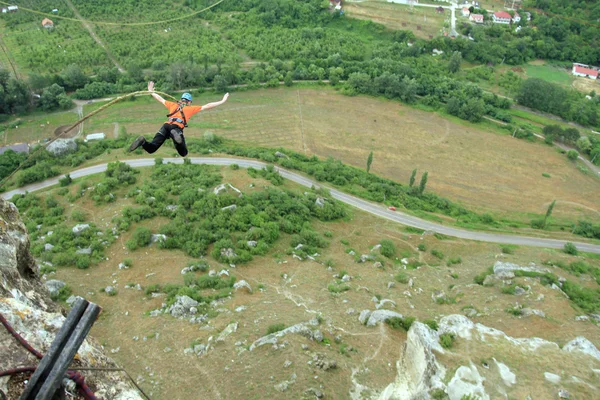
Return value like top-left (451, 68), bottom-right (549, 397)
top-left (3, 158), bottom-right (600, 254)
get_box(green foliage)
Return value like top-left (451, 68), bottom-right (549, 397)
top-left (439, 333), bottom-right (455, 349)
top-left (563, 242), bottom-right (578, 255)
top-left (418, 172), bottom-right (428, 195)
top-left (474, 266), bottom-right (494, 285)
top-left (448, 257), bottom-right (462, 265)
top-left (145, 284), bottom-right (161, 295)
top-left (395, 272), bottom-right (409, 284)
top-left (430, 389), bottom-right (448, 400)
top-left (409, 169), bottom-right (417, 187)
top-left (366, 151), bottom-right (373, 173)
top-left (196, 274), bottom-right (236, 290)
top-left (431, 249), bottom-right (444, 259)
top-left (51, 285), bottom-right (73, 302)
top-left (505, 304), bottom-right (524, 316)
top-left (126, 226), bottom-right (152, 251)
top-left (424, 319), bottom-right (439, 331)
top-left (418, 243), bottom-right (427, 252)
top-left (500, 245), bottom-right (516, 254)
top-left (267, 323), bottom-right (286, 335)
top-left (379, 239), bottom-right (396, 258)
top-left (328, 283), bottom-right (351, 293)
top-left (573, 220), bottom-right (600, 240)
top-left (450, 273), bottom-right (459, 279)
top-left (71, 210), bottom-right (87, 222)
top-left (39, 265), bottom-right (56, 275)
top-left (385, 316), bottom-right (415, 331)
top-left (59, 174), bottom-right (73, 187)
top-left (567, 149), bottom-right (579, 160)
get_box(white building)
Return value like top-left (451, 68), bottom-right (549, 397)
top-left (462, 8), bottom-right (470, 17)
top-left (469, 14), bottom-right (484, 24)
top-left (85, 133), bottom-right (106, 141)
top-left (492, 11), bottom-right (512, 24)
top-left (572, 63), bottom-right (598, 80)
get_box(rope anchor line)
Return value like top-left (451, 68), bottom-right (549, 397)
top-left (0, 90), bottom-right (178, 189)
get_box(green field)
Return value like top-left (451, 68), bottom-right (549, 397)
top-left (525, 64), bottom-right (574, 86)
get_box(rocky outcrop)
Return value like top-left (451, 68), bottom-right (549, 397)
top-left (46, 138), bottom-right (77, 156)
top-left (0, 197), bottom-right (142, 399)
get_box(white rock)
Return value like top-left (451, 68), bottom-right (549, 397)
top-left (72, 224), bottom-right (90, 235)
top-left (216, 322), bottom-right (238, 342)
top-left (366, 310), bottom-right (403, 327)
top-left (562, 337), bottom-right (600, 361)
top-left (447, 364), bottom-right (489, 400)
top-left (358, 310), bottom-right (372, 325)
top-left (233, 280), bottom-right (252, 294)
top-left (493, 358), bottom-right (516, 386)
top-left (544, 372), bottom-right (561, 384)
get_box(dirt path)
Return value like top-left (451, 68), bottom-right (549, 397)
top-left (113, 122), bottom-right (119, 138)
top-left (63, 0), bottom-right (125, 73)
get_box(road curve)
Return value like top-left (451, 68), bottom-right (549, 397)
top-left (3, 157), bottom-right (600, 254)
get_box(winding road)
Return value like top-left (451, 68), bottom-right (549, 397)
top-left (2, 157), bottom-right (600, 254)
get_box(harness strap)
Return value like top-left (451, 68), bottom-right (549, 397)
top-left (166, 104), bottom-right (187, 127)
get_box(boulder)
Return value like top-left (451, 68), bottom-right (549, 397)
top-left (375, 299), bottom-right (397, 310)
top-left (45, 279), bottom-right (66, 297)
top-left (76, 247), bottom-right (92, 255)
top-left (47, 138), bottom-right (77, 156)
top-left (359, 310), bottom-right (372, 325)
top-left (313, 353), bottom-right (337, 370)
top-left (72, 224), bottom-right (90, 236)
top-left (216, 322), bottom-right (238, 343)
top-left (562, 337), bottom-right (600, 361)
top-left (249, 322), bottom-right (314, 351)
top-left (521, 308), bottom-right (545, 318)
top-left (44, 243), bottom-right (54, 252)
top-left (221, 248), bottom-right (237, 259)
top-left (544, 372), bottom-right (561, 384)
top-left (151, 234), bottom-right (167, 244)
top-left (247, 241), bottom-right (257, 248)
top-left (275, 151), bottom-right (289, 159)
top-left (315, 198), bottom-right (326, 208)
top-left (104, 286), bottom-right (116, 295)
top-left (493, 261), bottom-right (550, 276)
top-left (366, 310), bottom-right (404, 327)
top-left (221, 204), bottom-right (237, 212)
top-left (233, 280), bottom-right (252, 294)
top-left (493, 358), bottom-right (516, 386)
top-left (447, 364), bottom-right (489, 400)
top-left (313, 330), bottom-right (324, 342)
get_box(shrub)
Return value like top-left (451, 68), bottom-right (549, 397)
top-left (567, 150), bottom-right (579, 160)
top-left (439, 333), bottom-right (455, 349)
top-left (267, 323), bottom-right (286, 335)
top-left (450, 273), bottom-right (459, 279)
top-left (500, 245), bottom-right (515, 254)
top-left (379, 239), bottom-right (396, 258)
top-left (424, 319), bottom-right (439, 331)
top-left (395, 272), bottom-right (409, 284)
top-left (71, 210), bottom-right (87, 222)
top-left (123, 258), bottom-right (133, 267)
top-left (431, 249), bottom-right (444, 259)
top-left (51, 285), bottom-right (72, 302)
top-left (328, 283), bottom-right (351, 293)
top-left (505, 304), bottom-right (523, 316)
top-left (59, 174), bottom-right (72, 186)
top-left (145, 284), bottom-right (161, 295)
top-left (417, 243), bottom-right (427, 251)
top-left (230, 163), bottom-right (240, 170)
top-left (542, 173), bottom-right (551, 178)
top-left (340, 239), bottom-right (350, 245)
top-left (126, 226), bottom-right (152, 251)
top-left (385, 316), bottom-right (415, 331)
top-left (530, 219), bottom-right (545, 229)
top-left (563, 242), bottom-right (578, 255)
top-left (448, 257), bottom-right (462, 265)
top-left (474, 266), bottom-right (494, 285)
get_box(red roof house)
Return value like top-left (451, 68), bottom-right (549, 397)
top-left (572, 63), bottom-right (598, 80)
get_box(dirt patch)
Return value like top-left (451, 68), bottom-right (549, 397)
top-left (54, 124), bottom-right (77, 138)
top-left (572, 77), bottom-right (599, 95)
top-left (512, 67), bottom-right (524, 73)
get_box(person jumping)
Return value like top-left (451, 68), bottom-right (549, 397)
top-left (128, 81), bottom-right (229, 156)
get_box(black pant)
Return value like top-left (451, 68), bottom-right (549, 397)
top-left (142, 123), bottom-right (188, 157)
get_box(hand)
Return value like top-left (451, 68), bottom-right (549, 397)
top-left (222, 93), bottom-right (229, 102)
top-left (148, 81), bottom-right (155, 92)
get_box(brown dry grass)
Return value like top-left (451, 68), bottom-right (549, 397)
top-left (38, 168), bottom-right (600, 399)
top-left (572, 77), bottom-right (600, 95)
top-left (76, 87), bottom-right (600, 225)
top-left (344, 1), bottom-right (445, 39)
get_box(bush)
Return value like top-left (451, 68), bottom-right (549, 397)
top-left (379, 239), bottom-right (396, 258)
top-left (448, 257), bottom-right (462, 265)
top-left (423, 319), bottom-right (439, 331)
top-left (385, 316), bottom-right (415, 331)
top-left (328, 283), bottom-right (351, 293)
top-left (567, 150), bottom-right (579, 160)
top-left (395, 272), bottom-right (409, 284)
top-left (267, 323), bottom-right (286, 335)
top-left (52, 285), bottom-right (73, 302)
top-left (59, 174), bottom-right (72, 186)
top-left (417, 243), bottom-right (427, 251)
top-left (500, 245), bottom-right (515, 255)
top-left (126, 226), bottom-right (152, 251)
top-left (530, 218), bottom-right (545, 229)
top-left (439, 333), bottom-right (455, 349)
top-left (431, 249), bottom-right (444, 259)
top-left (563, 242), bottom-right (578, 255)
top-left (145, 284), bottom-right (160, 295)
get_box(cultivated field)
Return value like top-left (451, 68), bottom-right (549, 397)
top-left (343, 1), bottom-right (446, 39)
top-left (32, 169), bottom-right (600, 400)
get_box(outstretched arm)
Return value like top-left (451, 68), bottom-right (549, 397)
top-left (201, 93), bottom-right (229, 110)
top-left (148, 81), bottom-right (166, 105)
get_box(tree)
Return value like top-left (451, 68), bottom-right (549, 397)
top-left (39, 84), bottom-right (71, 111)
top-left (213, 75), bottom-right (229, 92)
top-left (576, 137), bottom-right (592, 153)
top-left (543, 199), bottom-right (556, 228)
top-left (418, 171), bottom-right (428, 195)
top-left (409, 168), bottom-right (417, 187)
top-left (284, 71), bottom-right (293, 87)
top-left (448, 51), bottom-right (462, 74)
top-left (366, 151), bottom-right (373, 173)
top-left (567, 149), bottom-right (579, 160)
top-left (60, 64), bottom-right (88, 91)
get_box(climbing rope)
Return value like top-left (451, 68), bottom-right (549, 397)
top-left (0, 90), bottom-right (178, 189)
top-left (0, 0), bottom-right (226, 26)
